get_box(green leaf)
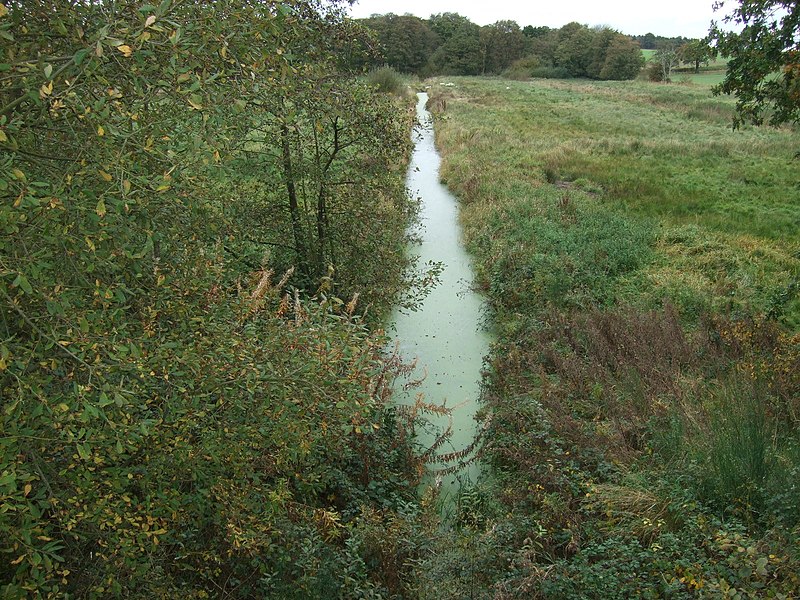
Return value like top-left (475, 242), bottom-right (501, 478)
top-left (76, 443), bottom-right (90, 460)
top-left (73, 48), bottom-right (89, 66)
top-left (13, 273), bottom-right (33, 295)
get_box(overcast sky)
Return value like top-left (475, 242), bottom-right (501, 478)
top-left (347, 0), bottom-right (730, 39)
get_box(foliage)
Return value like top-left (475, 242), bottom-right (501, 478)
top-left (502, 55), bottom-right (542, 80)
top-left (424, 77), bottom-right (800, 598)
top-left (367, 66), bottom-right (406, 95)
top-left (360, 13), bottom-right (439, 75)
top-left (358, 14), bottom-right (644, 80)
top-left (427, 14), bottom-right (483, 76)
top-left (0, 0), bottom-right (426, 595)
top-left (551, 23), bottom-right (592, 77)
top-left (653, 44), bottom-right (681, 82)
top-left (478, 21), bottom-right (528, 75)
top-left (677, 39), bottom-right (717, 73)
top-left (597, 35), bottom-right (646, 80)
top-left (710, 0), bottom-right (800, 126)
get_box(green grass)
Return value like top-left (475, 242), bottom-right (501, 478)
top-left (430, 77), bottom-right (800, 328)
top-left (681, 70), bottom-right (726, 86)
top-left (419, 76), bottom-right (800, 596)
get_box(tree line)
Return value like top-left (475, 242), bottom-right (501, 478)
top-left (359, 13), bottom-right (646, 80)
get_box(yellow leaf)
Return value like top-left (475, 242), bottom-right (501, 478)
top-left (11, 555), bottom-right (25, 566)
top-left (98, 170), bottom-right (112, 182)
top-left (23, 484), bottom-right (31, 497)
top-left (123, 179), bottom-right (131, 194)
top-left (86, 237), bottom-right (96, 251)
top-left (155, 184), bottom-right (171, 192)
top-left (11, 168), bottom-right (25, 181)
top-left (97, 125), bottom-right (105, 136)
top-left (187, 97), bottom-right (203, 111)
top-left (145, 15), bottom-right (156, 27)
top-left (117, 45), bottom-right (133, 58)
top-left (0, 130), bottom-right (7, 143)
top-left (95, 198), bottom-right (107, 217)
top-left (39, 81), bottom-right (53, 97)
top-left (0, 5), bottom-right (7, 18)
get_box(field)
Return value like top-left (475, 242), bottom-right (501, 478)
top-left (422, 77), bottom-right (800, 597)
top-left (642, 49), bottom-right (729, 85)
top-left (435, 77), bottom-right (799, 326)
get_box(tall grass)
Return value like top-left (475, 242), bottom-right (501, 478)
top-left (420, 76), bottom-right (800, 596)
top-left (697, 379), bottom-right (775, 515)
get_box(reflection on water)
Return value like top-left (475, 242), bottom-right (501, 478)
top-left (389, 92), bottom-right (492, 501)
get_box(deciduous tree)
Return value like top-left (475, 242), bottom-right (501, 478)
top-left (710, 0), bottom-right (800, 126)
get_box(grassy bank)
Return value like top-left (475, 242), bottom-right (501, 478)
top-left (424, 78), bottom-right (800, 597)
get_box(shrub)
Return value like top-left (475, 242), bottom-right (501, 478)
top-left (502, 55), bottom-right (541, 80)
top-left (367, 66), bottom-right (405, 95)
top-left (647, 61), bottom-right (665, 82)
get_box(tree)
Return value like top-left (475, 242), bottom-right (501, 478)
top-left (710, 0), bottom-right (800, 127)
top-left (428, 14), bottom-right (482, 75)
top-left (523, 25), bottom-right (551, 38)
top-left (600, 34), bottom-right (646, 80)
top-left (554, 22), bottom-right (595, 77)
top-left (479, 20), bottom-right (527, 74)
top-left (654, 44), bottom-right (681, 82)
top-left (361, 13), bottom-right (439, 74)
top-left (677, 39), bottom-right (717, 72)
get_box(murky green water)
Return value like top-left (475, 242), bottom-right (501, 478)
top-left (390, 93), bottom-right (491, 497)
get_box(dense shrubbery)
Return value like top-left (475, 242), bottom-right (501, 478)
top-left (0, 1), bottom-right (430, 596)
top-left (367, 66), bottom-right (406, 95)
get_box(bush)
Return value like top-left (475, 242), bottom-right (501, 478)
top-left (647, 61), bottom-right (665, 82)
top-left (502, 55), bottom-right (541, 80)
top-left (367, 66), bottom-right (405, 95)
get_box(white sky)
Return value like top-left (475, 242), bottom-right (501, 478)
top-left (347, 0), bottom-right (731, 39)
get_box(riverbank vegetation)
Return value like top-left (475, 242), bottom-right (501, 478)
top-left (424, 77), bottom-right (800, 597)
top-left (3, 0), bottom-right (799, 597)
top-left (0, 1), bottom-right (433, 596)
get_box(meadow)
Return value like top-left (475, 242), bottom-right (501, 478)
top-left (642, 48), bottom-right (729, 85)
top-left (422, 77), bottom-right (800, 597)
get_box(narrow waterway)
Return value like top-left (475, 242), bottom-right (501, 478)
top-left (390, 92), bottom-right (491, 499)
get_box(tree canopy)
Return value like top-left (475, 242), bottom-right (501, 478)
top-left (710, 0), bottom-right (800, 126)
top-left (360, 14), bottom-right (644, 80)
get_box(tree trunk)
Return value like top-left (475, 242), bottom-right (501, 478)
top-left (280, 121), bottom-right (309, 277)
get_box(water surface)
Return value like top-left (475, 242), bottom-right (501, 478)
top-left (390, 93), bottom-right (491, 495)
